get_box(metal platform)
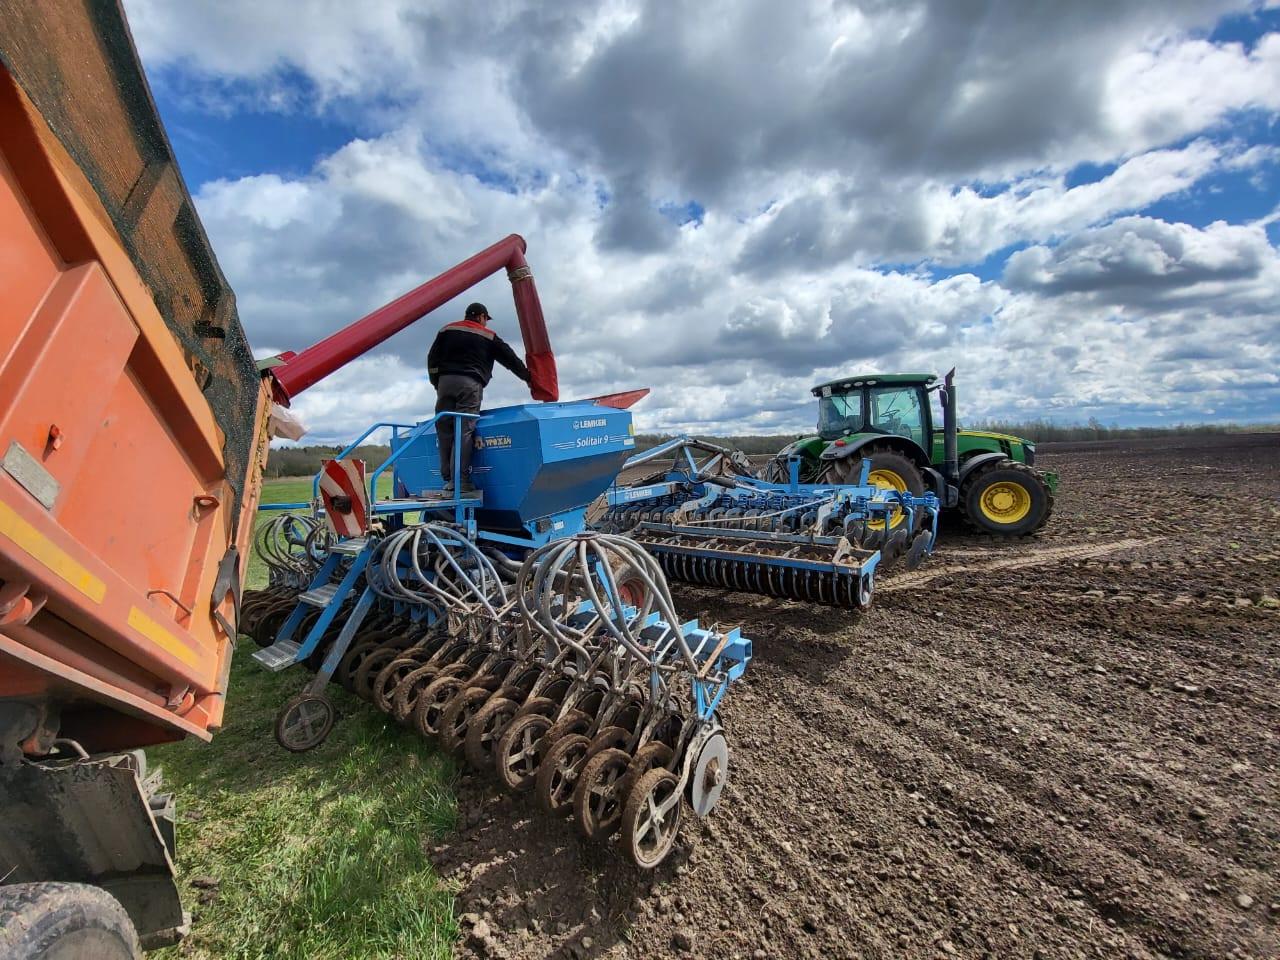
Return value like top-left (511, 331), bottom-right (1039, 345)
top-left (252, 639), bottom-right (301, 672)
top-left (371, 493), bottom-right (481, 514)
top-left (298, 583), bottom-right (341, 607)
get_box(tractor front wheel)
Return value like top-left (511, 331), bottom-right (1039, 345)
top-left (960, 461), bottom-right (1053, 536)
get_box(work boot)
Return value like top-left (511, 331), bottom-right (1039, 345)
top-left (442, 479), bottom-right (455, 495)
top-left (459, 480), bottom-right (478, 496)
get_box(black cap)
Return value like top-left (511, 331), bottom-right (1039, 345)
top-left (465, 302), bottom-right (488, 319)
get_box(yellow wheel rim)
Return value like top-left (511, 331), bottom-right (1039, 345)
top-left (866, 468), bottom-right (907, 531)
top-left (979, 480), bottom-right (1032, 524)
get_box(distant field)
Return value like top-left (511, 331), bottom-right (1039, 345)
top-left (152, 475), bottom-right (457, 960)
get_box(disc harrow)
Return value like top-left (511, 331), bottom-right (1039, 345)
top-left (599, 437), bottom-right (941, 608)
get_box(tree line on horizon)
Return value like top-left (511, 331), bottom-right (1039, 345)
top-left (263, 420), bottom-right (1269, 478)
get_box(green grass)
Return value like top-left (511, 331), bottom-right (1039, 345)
top-left (151, 477), bottom-right (458, 960)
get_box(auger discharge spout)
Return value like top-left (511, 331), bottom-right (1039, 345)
top-left (269, 234), bottom-right (558, 404)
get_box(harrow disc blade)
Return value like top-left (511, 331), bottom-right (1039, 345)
top-left (633, 524), bottom-right (876, 608)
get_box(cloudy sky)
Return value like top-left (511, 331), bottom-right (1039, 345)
top-left (125, 0), bottom-right (1280, 441)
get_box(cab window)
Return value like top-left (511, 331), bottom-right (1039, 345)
top-left (868, 386), bottom-right (925, 447)
top-left (817, 393), bottom-right (862, 439)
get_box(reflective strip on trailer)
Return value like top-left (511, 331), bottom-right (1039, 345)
top-left (127, 606), bottom-right (201, 670)
top-left (0, 499), bottom-right (106, 602)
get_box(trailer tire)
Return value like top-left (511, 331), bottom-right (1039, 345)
top-left (0, 882), bottom-right (140, 959)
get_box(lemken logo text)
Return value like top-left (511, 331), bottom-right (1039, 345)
top-left (572, 418), bottom-right (607, 430)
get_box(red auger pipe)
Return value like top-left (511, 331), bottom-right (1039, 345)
top-left (270, 234), bottom-right (559, 404)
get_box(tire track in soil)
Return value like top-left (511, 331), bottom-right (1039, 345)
top-left (916, 580), bottom-right (1280, 704)
top-left (878, 538), bottom-right (1163, 593)
top-left (872, 594), bottom-right (1280, 761)
top-left (756, 639), bottom-right (1273, 960)
top-left (794, 637), bottom-right (1275, 895)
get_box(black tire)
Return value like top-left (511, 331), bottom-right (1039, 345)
top-left (960, 460), bottom-right (1053, 536)
top-left (0, 882), bottom-right (140, 959)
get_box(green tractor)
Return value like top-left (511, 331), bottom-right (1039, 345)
top-left (761, 370), bottom-right (1057, 535)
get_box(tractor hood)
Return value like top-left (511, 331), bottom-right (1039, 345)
top-left (957, 429), bottom-right (1030, 446)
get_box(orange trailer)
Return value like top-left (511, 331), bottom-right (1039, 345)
top-left (0, 2), bottom-right (268, 952)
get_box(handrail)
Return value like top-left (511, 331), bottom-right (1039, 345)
top-left (291, 414), bottom-right (481, 525)
top-left (367, 411), bottom-right (480, 505)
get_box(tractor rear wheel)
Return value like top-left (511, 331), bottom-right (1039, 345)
top-left (960, 460), bottom-right (1053, 535)
top-left (823, 446), bottom-right (925, 535)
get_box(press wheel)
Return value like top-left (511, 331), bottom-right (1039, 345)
top-left (439, 686), bottom-right (491, 756)
top-left (464, 697), bottom-right (519, 771)
top-left (586, 725), bottom-right (631, 759)
top-left (622, 767), bottom-right (683, 870)
top-left (389, 662), bottom-right (439, 723)
top-left (414, 675), bottom-right (463, 738)
top-left (353, 648), bottom-right (399, 701)
top-left (534, 733), bottom-right (591, 815)
top-left (573, 747), bottom-right (631, 840)
top-left (624, 741), bottom-right (674, 790)
top-left (336, 641), bottom-right (378, 692)
top-left (495, 712), bottom-right (552, 792)
top-left (377, 656), bottom-right (428, 715)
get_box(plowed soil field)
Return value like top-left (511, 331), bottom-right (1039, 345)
top-left (436, 433), bottom-right (1279, 960)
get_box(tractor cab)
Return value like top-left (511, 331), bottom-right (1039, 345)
top-left (813, 373), bottom-right (936, 451)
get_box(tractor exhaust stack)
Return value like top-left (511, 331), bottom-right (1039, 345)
top-left (942, 367), bottom-right (959, 487)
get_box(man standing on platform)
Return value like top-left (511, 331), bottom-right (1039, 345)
top-left (427, 302), bottom-right (531, 494)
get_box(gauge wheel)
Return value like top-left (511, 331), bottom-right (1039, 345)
top-left (275, 692), bottom-right (334, 752)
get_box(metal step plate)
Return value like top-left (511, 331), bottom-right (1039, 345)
top-left (252, 640), bottom-right (301, 671)
top-left (331, 537), bottom-right (368, 555)
top-left (298, 583), bottom-right (341, 606)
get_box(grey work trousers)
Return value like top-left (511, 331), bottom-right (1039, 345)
top-left (435, 373), bottom-right (483, 483)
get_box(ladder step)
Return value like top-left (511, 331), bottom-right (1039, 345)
top-left (331, 537), bottom-right (368, 555)
top-left (251, 640), bottom-right (301, 672)
top-left (298, 583), bottom-right (341, 606)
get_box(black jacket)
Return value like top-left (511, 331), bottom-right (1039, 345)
top-left (427, 320), bottom-right (531, 388)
